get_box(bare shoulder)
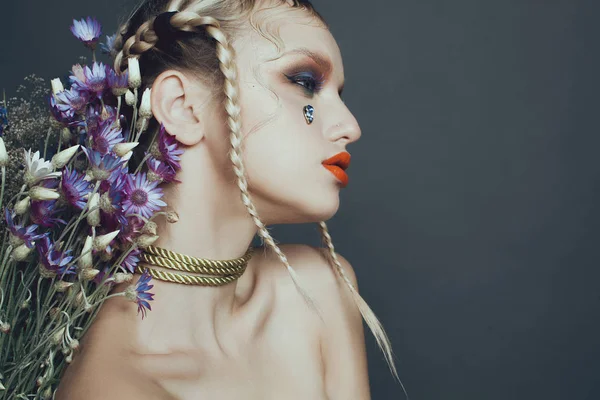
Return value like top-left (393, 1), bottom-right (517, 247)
top-left (267, 243), bottom-right (371, 399)
top-left (55, 321), bottom-right (176, 400)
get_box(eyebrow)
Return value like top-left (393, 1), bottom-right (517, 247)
top-left (281, 47), bottom-right (345, 96)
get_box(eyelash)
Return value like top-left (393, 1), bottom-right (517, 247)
top-left (285, 72), bottom-right (325, 95)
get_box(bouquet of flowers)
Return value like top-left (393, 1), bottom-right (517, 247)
top-left (0, 16), bottom-right (179, 399)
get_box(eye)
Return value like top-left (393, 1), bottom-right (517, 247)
top-left (284, 72), bottom-right (324, 96)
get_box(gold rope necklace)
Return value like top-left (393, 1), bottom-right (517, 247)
top-left (136, 244), bottom-right (255, 286)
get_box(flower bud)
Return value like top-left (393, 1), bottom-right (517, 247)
top-left (61, 127), bottom-right (73, 143)
top-left (69, 338), bottom-right (80, 351)
top-left (139, 88), bottom-right (152, 119)
top-left (127, 58), bottom-right (141, 89)
top-left (54, 281), bottom-right (74, 293)
top-left (39, 263), bottom-right (57, 279)
top-left (0, 137), bottom-right (9, 167)
top-left (86, 192), bottom-right (100, 227)
top-left (51, 78), bottom-right (65, 95)
top-left (36, 377), bottom-right (44, 387)
top-left (65, 353), bottom-right (74, 364)
top-left (9, 232), bottom-right (24, 247)
top-left (141, 221), bottom-right (157, 235)
top-left (29, 186), bottom-right (60, 201)
top-left (80, 268), bottom-right (100, 281)
top-left (51, 145), bottom-right (79, 169)
top-left (166, 210), bottom-right (179, 223)
top-left (78, 235), bottom-right (93, 270)
top-left (20, 300), bottom-right (30, 309)
top-left (41, 387), bottom-right (53, 400)
top-left (14, 196), bottom-right (31, 215)
top-left (12, 243), bottom-right (33, 261)
top-left (93, 230), bottom-right (120, 252)
top-left (135, 234), bottom-right (159, 248)
top-left (125, 89), bottom-right (136, 106)
top-left (51, 327), bottom-right (65, 345)
top-left (113, 142), bottom-right (138, 158)
top-left (114, 272), bottom-right (133, 283)
top-left (0, 322), bottom-right (10, 334)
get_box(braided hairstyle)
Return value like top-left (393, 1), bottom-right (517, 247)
top-left (110, 0), bottom-right (400, 382)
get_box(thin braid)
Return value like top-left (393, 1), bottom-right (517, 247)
top-left (318, 221), bottom-right (406, 388)
top-left (189, 12), bottom-right (323, 318)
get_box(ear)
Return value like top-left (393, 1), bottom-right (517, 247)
top-left (150, 70), bottom-right (211, 146)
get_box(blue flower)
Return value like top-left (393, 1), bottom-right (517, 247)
top-left (89, 116), bottom-right (123, 155)
top-left (70, 16), bottom-right (102, 50)
top-left (123, 172), bottom-right (167, 219)
top-left (100, 33), bottom-right (117, 54)
top-left (36, 235), bottom-right (77, 277)
top-left (83, 147), bottom-right (126, 182)
top-left (60, 166), bottom-right (92, 210)
top-left (4, 208), bottom-right (47, 248)
top-left (128, 269), bottom-right (154, 319)
top-left (70, 62), bottom-right (109, 99)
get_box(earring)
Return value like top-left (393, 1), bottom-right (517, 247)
top-left (303, 105), bottom-right (314, 124)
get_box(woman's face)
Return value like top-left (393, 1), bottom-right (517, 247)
top-left (204, 6), bottom-right (362, 225)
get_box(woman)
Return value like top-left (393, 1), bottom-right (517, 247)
top-left (55, 0), bottom-right (398, 398)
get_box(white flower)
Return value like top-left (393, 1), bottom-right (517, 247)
top-left (128, 58), bottom-right (141, 89)
top-left (78, 235), bottom-right (94, 270)
top-left (51, 78), bottom-right (65, 95)
top-left (14, 196), bottom-right (31, 215)
top-left (0, 137), bottom-right (9, 167)
top-left (23, 149), bottom-right (61, 186)
top-left (139, 88), bottom-right (153, 119)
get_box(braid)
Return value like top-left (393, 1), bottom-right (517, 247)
top-left (196, 13), bottom-right (323, 318)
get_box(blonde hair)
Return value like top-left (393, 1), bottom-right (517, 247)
top-left (111, 0), bottom-right (401, 385)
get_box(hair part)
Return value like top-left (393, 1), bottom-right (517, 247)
top-left (111, 0), bottom-right (402, 386)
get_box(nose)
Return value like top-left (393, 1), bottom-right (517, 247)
top-left (326, 104), bottom-right (362, 145)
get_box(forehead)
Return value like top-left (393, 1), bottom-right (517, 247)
top-left (235, 7), bottom-right (345, 79)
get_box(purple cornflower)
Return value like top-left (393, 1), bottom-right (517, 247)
top-left (48, 96), bottom-right (74, 127)
top-left (60, 166), bottom-right (92, 210)
top-left (4, 208), bottom-right (47, 248)
top-left (90, 117), bottom-right (123, 155)
top-left (98, 172), bottom-right (128, 226)
top-left (55, 88), bottom-right (89, 116)
top-left (83, 147), bottom-right (126, 182)
top-left (70, 17), bottom-right (102, 50)
top-left (119, 215), bottom-right (145, 244)
top-left (121, 246), bottom-right (142, 273)
top-left (127, 269), bottom-right (154, 319)
top-left (123, 172), bottom-right (167, 219)
top-left (146, 156), bottom-right (180, 184)
top-left (70, 62), bottom-right (109, 99)
top-left (36, 235), bottom-right (77, 276)
top-left (30, 200), bottom-right (66, 228)
top-left (100, 33), bottom-right (116, 54)
top-left (152, 124), bottom-right (184, 171)
top-left (107, 68), bottom-right (129, 96)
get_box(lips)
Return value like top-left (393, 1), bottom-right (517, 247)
top-left (322, 152), bottom-right (351, 187)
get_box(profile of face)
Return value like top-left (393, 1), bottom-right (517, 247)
top-left (152, 3), bottom-right (362, 226)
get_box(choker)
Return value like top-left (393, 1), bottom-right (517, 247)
top-left (136, 244), bottom-right (255, 286)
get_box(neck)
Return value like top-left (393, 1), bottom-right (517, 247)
top-left (111, 144), bottom-right (263, 355)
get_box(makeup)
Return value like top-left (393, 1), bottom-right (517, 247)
top-left (322, 151), bottom-right (350, 187)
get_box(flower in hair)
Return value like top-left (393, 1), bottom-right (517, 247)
top-left (70, 16), bottom-right (102, 50)
top-left (100, 33), bottom-right (117, 55)
top-left (125, 268), bottom-right (154, 320)
top-left (60, 166), bottom-right (92, 210)
top-left (152, 123), bottom-right (184, 171)
top-left (123, 172), bottom-right (167, 219)
top-left (23, 149), bottom-right (62, 186)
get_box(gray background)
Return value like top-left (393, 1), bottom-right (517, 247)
top-left (1, 0), bottom-right (599, 399)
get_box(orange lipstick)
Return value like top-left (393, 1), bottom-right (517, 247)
top-left (322, 152), bottom-right (351, 187)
